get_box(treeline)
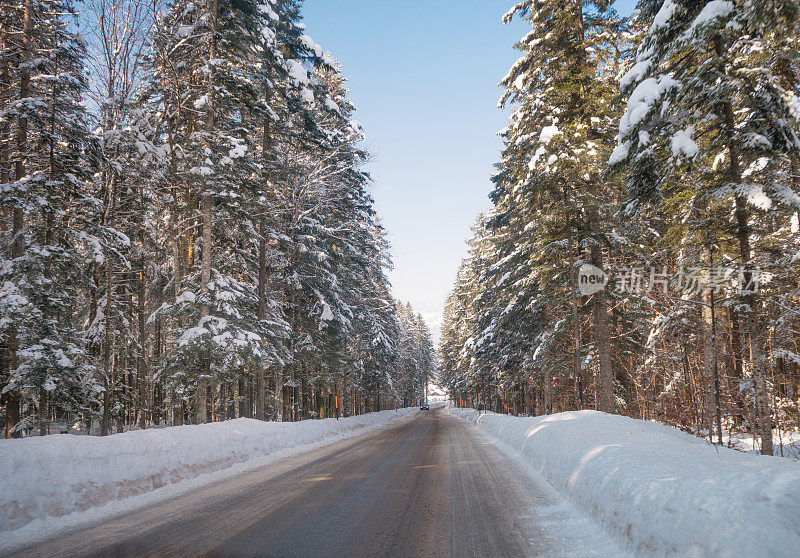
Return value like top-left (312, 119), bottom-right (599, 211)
top-left (0, 0), bottom-right (435, 437)
top-left (440, 0), bottom-right (800, 455)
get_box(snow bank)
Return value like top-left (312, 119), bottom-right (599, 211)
top-left (0, 409), bottom-right (415, 533)
top-left (446, 407), bottom-right (800, 557)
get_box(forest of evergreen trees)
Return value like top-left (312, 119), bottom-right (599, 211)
top-left (440, 0), bottom-right (800, 455)
top-left (0, 0), bottom-right (435, 438)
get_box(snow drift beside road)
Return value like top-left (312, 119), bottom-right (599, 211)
top-left (0, 408), bottom-right (415, 533)
top-left (446, 407), bottom-right (800, 557)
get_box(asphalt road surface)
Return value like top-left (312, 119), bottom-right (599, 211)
top-left (11, 408), bottom-right (626, 558)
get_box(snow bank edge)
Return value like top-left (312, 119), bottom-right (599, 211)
top-left (445, 406), bottom-right (800, 557)
top-left (0, 408), bottom-right (416, 537)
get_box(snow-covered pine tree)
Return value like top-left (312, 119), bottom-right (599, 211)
top-left (438, 238), bottom-right (483, 409)
top-left (146, 0), bottom-right (288, 424)
top-left (493, 0), bottom-right (626, 412)
top-left (0, 0), bottom-right (426, 435)
top-left (395, 302), bottom-right (433, 406)
top-left (84, 0), bottom-right (159, 434)
top-left (0, 0), bottom-right (103, 436)
top-left (612, 0), bottom-right (800, 454)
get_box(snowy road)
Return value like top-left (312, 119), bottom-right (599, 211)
top-left (10, 409), bottom-right (626, 557)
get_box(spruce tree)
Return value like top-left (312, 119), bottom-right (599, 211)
top-left (0, 0), bottom-right (103, 436)
top-left (492, 0), bottom-right (626, 412)
top-left (613, 0), bottom-right (800, 454)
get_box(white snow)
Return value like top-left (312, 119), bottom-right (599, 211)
top-left (608, 140), bottom-right (631, 165)
top-left (670, 127), bottom-right (699, 158)
top-left (745, 183), bottom-right (773, 210)
top-left (620, 60), bottom-right (651, 91)
top-left (619, 75), bottom-right (680, 138)
top-left (300, 35), bottom-right (324, 58)
top-left (791, 94), bottom-right (800, 120)
top-left (652, 0), bottom-right (677, 30)
top-left (286, 59), bottom-right (308, 85)
top-left (0, 409), bottom-right (416, 540)
top-left (258, 4), bottom-right (279, 22)
top-left (228, 140), bottom-right (247, 159)
top-left (193, 95), bottom-right (209, 109)
top-left (175, 290), bottom-right (196, 304)
top-left (725, 429), bottom-right (800, 460)
top-left (322, 52), bottom-right (336, 67)
top-left (539, 125), bottom-right (560, 144)
top-left (683, 0), bottom-right (735, 40)
top-left (300, 87), bottom-right (315, 105)
top-left (324, 97), bottom-right (340, 113)
top-left (319, 301), bottom-right (334, 323)
top-left (445, 407), bottom-right (800, 557)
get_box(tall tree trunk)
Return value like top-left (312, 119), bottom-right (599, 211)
top-left (197, 0), bottom-right (219, 424)
top-left (589, 207), bottom-right (613, 412)
top-left (4, 0), bottom-right (33, 439)
top-left (102, 177), bottom-right (115, 434)
top-left (715, 35), bottom-right (772, 454)
top-left (543, 367), bottom-right (552, 414)
top-left (709, 279), bottom-right (723, 445)
top-left (0, 35), bottom-right (9, 184)
top-left (237, 375), bottom-right (246, 418)
top-left (197, 190), bottom-right (211, 424)
top-left (726, 308), bottom-right (748, 426)
top-left (571, 237), bottom-right (584, 409)
top-left (137, 251), bottom-right (147, 430)
top-left (699, 257), bottom-right (718, 443)
top-left (255, 119), bottom-right (270, 421)
top-left (733, 197), bottom-right (773, 455)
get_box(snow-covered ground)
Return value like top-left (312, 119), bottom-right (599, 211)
top-left (446, 406), bottom-right (800, 557)
top-left (725, 429), bottom-right (800, 460)
top-left (0, 408), bottom-right (416, 546)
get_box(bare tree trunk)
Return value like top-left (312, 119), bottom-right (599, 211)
top-left (709, 285), bottom-right (723, 445)
top-left (4, 0), bottom-right (33, 439)
top-left (726, 308), bottom-right (748, 426)
top-left (571, 239), bottom-right (584, 409)
top-left (237, 375), bottom-right (246, 418)
top-left (733, 197), bottom-right (773, 455)
top-left (102, 179), bottom-right (115, 433)
top-left (0, 32), bottom-right (14, 437)
top-left (0, 35), bottom-right (9, 185)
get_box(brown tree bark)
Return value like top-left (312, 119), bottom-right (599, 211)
top-left (255, 119), bottom-right (270, 421)
top-left (196, 0), bottom-right (219, 425)
top-left (714, 36), bottom-right (773, 454)
top-left (4, 1), bottom-right (33, 438)
top-left (588, 207), bottom-right (614, 413)
top-left (137, 250), bottom-right (147, 430)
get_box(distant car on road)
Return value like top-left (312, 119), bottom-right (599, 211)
top-left (420, 402), bottom-right (430, 410)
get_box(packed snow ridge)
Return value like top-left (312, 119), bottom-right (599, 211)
top-left (0, 409), bottom-right (416, 536)
top-left (446, 406), bottom-right (800, 557)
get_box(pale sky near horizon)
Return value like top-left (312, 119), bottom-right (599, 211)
top-left (302, 0), bottom-right (636, 340)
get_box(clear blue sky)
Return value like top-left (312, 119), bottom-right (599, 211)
top-left (302, 0), bottom-right (637, 338)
